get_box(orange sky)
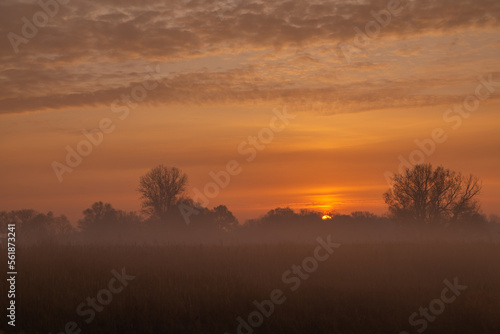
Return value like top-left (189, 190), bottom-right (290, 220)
top-left (0, 0), bottom-right (499, 223)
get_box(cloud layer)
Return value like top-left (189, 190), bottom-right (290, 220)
top-left (1, 0), bottom-right (499, 114)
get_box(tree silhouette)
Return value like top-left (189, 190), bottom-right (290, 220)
top-left (210, 205), bottom-right (239, 231)
top-left (384, 164), bottom-right (482, 225)
top-left (78, 202), bottom-right (141, 239)
top-left (138, 165), bottom-right (188, 221)
top-left (79, 202), bottom-right (117, 232)
top-left (0, 210), bottom-right (73, 243)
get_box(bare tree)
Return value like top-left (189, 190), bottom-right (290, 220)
top-left (138, 165), bottom-right (188, 221)
top-left (384, 164), bottom-right (481, 225)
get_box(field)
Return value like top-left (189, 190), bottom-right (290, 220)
top-left (2, 241), bottom-right (500, 334)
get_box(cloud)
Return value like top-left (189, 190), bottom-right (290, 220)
top-left (0, 0), bottom-right (499, 115)
top-left (3, 66), bottom-right (497, 115)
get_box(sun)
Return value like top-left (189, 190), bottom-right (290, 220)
top-left (322, 215), bottom-right (332, 220)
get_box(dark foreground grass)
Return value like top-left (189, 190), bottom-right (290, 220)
top-left (1, 242), bottom-right (500, 334)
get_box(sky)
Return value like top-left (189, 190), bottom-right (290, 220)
top-left (0, 0), bottom-right (499, 223)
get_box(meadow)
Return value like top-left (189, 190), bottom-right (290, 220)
top-left (2, 241), bottom-right (500, 334)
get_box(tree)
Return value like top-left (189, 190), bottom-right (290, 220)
top-left (265, 207), bottom-right (296, 220)
top-left (79, 202), bottom-right (118, 231)
top-left (0, 210), bottom-right (73, 243)
top-left (210, 205), bottom-right (239, 231)
top-left (78, 202), bottom-right (141, 238)
top-left (384, 164), bottom-right (482, 225)
top-left (31, 211), bottom-right (74, 236)
top-left (138, 165), bottom-right (188, 221)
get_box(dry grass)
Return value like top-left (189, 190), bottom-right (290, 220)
top-left (2, 242), bottom-right (500, 333)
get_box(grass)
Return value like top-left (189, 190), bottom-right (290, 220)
top-left (1, 241), bottom-right (500, 333)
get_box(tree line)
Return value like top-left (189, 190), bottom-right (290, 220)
top-left (0, 163), bottom-right (497, 244)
